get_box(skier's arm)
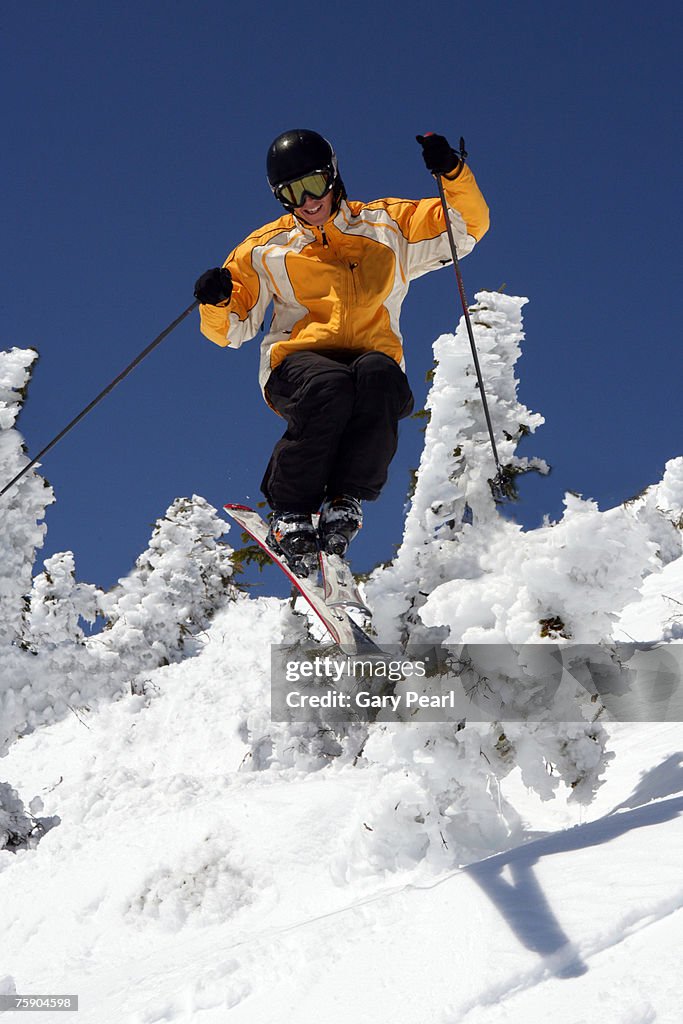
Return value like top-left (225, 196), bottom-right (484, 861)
top-left (412, 131), bottom-right (489, 245)
top-left (198, 234), bottom-right (273, 350)
top-left (429, 162), bottom-right (489, 244)
top-left (397, 161), bottom-right (489, 274)
top-left (382, 131), bottom-right (489, 280)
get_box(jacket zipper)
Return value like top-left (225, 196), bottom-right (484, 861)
top-left (318, 225), bottom-right (360, 338)
top-left (349, 262), bottom-right (359, 303)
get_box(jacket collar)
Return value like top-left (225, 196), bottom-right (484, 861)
top-left (294, 199), bottom-right (351, 240)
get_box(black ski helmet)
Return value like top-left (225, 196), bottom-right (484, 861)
top-left (266, 128), bottom-right (345, 212)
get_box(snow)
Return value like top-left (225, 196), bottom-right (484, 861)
top-left (1, 295), bottom-right (682, 1022)
top-left (2, 632), bottom-right (683, 1022)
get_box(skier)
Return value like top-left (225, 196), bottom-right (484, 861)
top-left (195, 129), bottom-right (489, 575)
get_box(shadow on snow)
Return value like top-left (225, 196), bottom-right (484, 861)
top-left (464, 756), bottom-right (683, 981)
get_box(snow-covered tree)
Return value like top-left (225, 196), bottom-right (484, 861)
top-left (0, 351), bottom-right (241, 848)
top-left (367, 292), bottom-right (549, 646)
top-left (622, 456), bottom-right (683, 566)
top-left (99, 495), bottom-right (237, 673)
top-left (0, 782), bottom-right (41, 851)
top-left (0, 348), bottom-right (53, 646)
top-left (24, 551), bottom-right (102, 649)
top-left (336, 292), bottom-right (655, 871)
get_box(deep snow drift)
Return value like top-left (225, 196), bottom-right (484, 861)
top-left (1, 293), bottom-right (682, 1023)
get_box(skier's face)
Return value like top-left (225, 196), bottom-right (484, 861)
top-left (295, 189), bottom-right (334, 227)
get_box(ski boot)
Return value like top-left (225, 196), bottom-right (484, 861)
top-left (318, 495), bottom-right (363, 557)
top-left (267, 511), bottom-right (319, 578)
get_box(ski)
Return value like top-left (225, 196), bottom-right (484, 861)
top-left (320, 551), bottom-right (369, 611)
top-left (223, 504), bottom-right (381, 655)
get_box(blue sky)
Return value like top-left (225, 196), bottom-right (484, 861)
top-left (3, 2), bottom-right (681, 596)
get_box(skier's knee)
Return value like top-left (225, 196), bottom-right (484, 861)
top-left (354, 354), bottom-right (413, 415)
top-left (302, 367), bottom-right (355, 416)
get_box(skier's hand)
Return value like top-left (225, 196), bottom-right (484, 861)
top-left (194, 267), bottom-right (233, 305)
top-left (416, 133), bottom-right (463, 176)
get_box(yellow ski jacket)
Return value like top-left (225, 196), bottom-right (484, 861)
top-left (199, 163), bottom-right (489, 400)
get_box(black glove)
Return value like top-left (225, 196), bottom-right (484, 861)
top-left (194, 267), bottom-right (233, 305)
top-left (416, 133), bottom-right (465, 176)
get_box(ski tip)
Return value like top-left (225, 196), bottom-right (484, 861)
top-left (223, 503), bottom-right (254, 512)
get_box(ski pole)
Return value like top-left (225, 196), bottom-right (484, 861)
top-left (0, 299), bottom-right (199, 500)
top-left (430, 149), bottom-right (509, 501)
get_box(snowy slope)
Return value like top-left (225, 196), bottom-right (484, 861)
top-left (1, 295), bottom-right (682, 1023)
top-left (2, 595), bottom-right (683, 1023)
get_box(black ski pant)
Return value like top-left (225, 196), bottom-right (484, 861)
top-left (261, 349), bottom-right (414, 513)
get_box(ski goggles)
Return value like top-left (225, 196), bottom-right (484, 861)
top-left (274, 167), bottom-right (334, 208)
